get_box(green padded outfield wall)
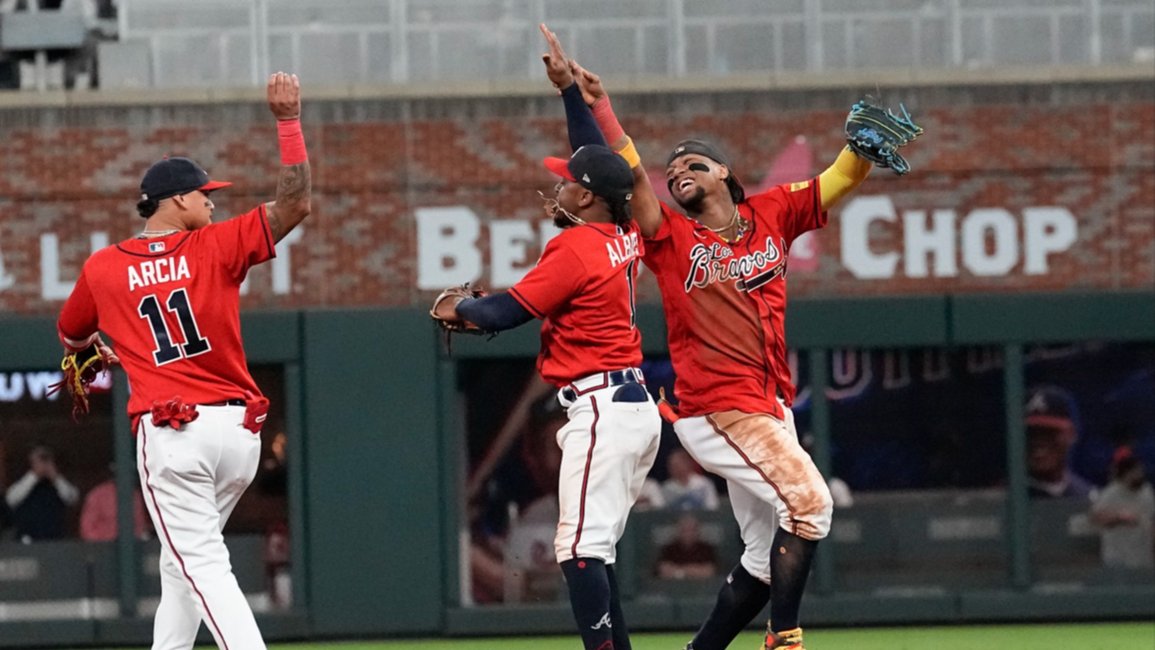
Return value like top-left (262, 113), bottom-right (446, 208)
top-left (1, 292), bottom-right (1152, 646)
top-left (301, 310), bottom-right (445, 635)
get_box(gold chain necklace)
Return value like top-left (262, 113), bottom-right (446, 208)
top-left (705, 208), bottom-right (747, 243)
top-left (137, 229), bottom-right (180, 239)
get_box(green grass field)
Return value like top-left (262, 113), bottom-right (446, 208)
top-left (98, 622), bottom-right (1154, 650)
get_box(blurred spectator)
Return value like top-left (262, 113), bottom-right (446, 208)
top-left (801, 433), bottom-right (854, 509)
top-left (501, 395), bottom-right (566, 603)
top-left (256, 430), bottom-right (292, 606)
top-left (79, 464), bottom-right (148, 541)
top-left (1090, 450), bottom-right (1154, 569)
top-left (654, 513), bottom-right (719, 580)
top-left (257, 431), bottom-right (288, 498)
top-left (264, 520), bottom-right (292, 608)
top-left (1025, 386), bottom-right (1094, 499)
top-left (634, 476), bottom-right (666, 511)
top-left (470, 519), bottom-right (506, 604)
top-left (5, 444), bottom-right (79, 541)
top-left (827, 476), bottom-right (854, 509)
top-left (0, 496), bottom-right (11, 539)
top-left (662, 448), bottom-right (719, 511)
top-left (470, 391), bottom-right (569, 604)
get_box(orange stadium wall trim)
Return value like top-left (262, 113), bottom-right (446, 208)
top-left (0, 80), bottom-right (1151, 316)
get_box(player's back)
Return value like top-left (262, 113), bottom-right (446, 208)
top-left (512, 221), bottom-right (643, 386)
top-left (80, 208), bottom-right (275, 415)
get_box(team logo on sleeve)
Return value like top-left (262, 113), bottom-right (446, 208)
top-left (684, 236), bottom-right (787, 293)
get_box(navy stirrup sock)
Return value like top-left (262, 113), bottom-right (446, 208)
top-left (561, 558), bottom-right (615, 650)
top-left (689, 563), bottom-right (771, 650)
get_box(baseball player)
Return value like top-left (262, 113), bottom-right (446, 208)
top-left (429, 30), bottom-right (660, 649)
top-left (55, 72), bottom-right (310, 650)
top-left (556, 44), bottom-right (921, 650)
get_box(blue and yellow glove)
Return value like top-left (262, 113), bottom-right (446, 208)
top-left (844, 99), bottom-right (924, 175)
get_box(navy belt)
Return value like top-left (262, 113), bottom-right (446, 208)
top-left (202, 399), bottom-right (246, 407)
top-left (560, 368), bottom-right (643, 403)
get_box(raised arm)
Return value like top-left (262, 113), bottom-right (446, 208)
top-left (570, 63), bottom-right (664, 238)
top-left (820, 99), bottom-right (925, 210)
top-left (817, 146), bottom-right (873, 211)
top-left (540, 24), bottom-right (606, 151)
top-left (264, 72), bottom-right (312, 243)
top-left (820, 99), bottom-right (924, 211)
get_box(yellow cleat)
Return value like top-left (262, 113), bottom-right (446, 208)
top-left (763, 625), bottom-right (804, 650)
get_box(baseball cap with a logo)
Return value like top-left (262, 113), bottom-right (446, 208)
top-left (1025, 386), bottom-right (1077, 433)
top-left (140, 157), bottom-right (232, 203)
top-left (543, 145), bottom-right (634, 202)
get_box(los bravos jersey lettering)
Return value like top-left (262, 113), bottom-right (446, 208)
top-left (57, 206), bottom-right (276, 417)
top-left (644, 179), bottom-right (826, 419)
top-left (510, 221), bottom-right (644, 387)
top-left (685, 234), bottom-right (787, 294)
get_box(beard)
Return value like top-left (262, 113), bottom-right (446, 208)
top-left (541, 190), bottom-right (581, 228)
top-left (673, 186), bottom-right (706, 213)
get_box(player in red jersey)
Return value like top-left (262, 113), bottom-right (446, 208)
top-left (432, 29), bottom-right (660, 650)
top-left (558, 55), bottom-right (918, 650)
top-left (55, 72), bottom-right (310, 650)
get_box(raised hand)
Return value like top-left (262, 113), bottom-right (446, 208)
top-left (267, 71), bottom-right (301, 121)
top-left (539, 23), bottom-right (575, 91)
top-left (571, 61), bottom-right (605, 106)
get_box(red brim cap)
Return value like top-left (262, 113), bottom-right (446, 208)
top-left (543, 157), bottom-right (575, 181)
top-left (1025, 415), bottom-right (1074, 430)
top-left (200, 180), bottom-right (232, 192)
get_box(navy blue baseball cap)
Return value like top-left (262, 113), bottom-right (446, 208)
top-left (1025, 386), bottom-right (1077, 432)
top-left (140, 157), bottom-right (232, 202)
top-left (667, 138), bottom-right (732, 168)
top-left (543, 145), bottom-right (634, 202)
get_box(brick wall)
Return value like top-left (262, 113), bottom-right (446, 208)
top-left (0, 82), bottom-right (1151, 315)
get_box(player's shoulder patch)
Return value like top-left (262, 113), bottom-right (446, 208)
top-left (789, 180), bottom-right (811, 192)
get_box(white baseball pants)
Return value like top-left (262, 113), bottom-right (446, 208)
top-left (136, 404), bottom-right (266, 650)
top-left (673, 405), bottom-right (833, 584)
top-left (554, 385), bottom-right (661, 564)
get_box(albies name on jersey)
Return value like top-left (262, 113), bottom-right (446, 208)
top-left (606, 230), bottom-right (640, 267)
top-left (128, 255), bottom-right (191, 291)
top-left (684, 235), bottom-right (787, 293)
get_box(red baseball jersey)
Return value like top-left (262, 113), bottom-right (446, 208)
top-left (643, 179), bottom-right (826, 419)
top-left (57, 206), bottom-right (276, 417)
top-left (510, 221), bottom-right (644, 387)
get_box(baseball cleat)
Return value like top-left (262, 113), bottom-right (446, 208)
top-left (763, 625), bottom-right (804, 649)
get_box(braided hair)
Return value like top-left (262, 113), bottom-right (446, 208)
top-left (137, 198), bottom-right (159, 219)
top-left (604, 195), bottom-right (632, 228)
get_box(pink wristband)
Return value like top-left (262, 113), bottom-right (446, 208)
top-left (591, 97), bottom-right (626, 144)
top-left (276, 118), bottom-right (308, 166)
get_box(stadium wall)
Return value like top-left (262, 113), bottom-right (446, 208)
top-left (0, 77), bottom-right (1151, 317)
top-left (0, 294), bottom-right (1152, 646)
top-left (0, 75), bottom-right (1151, 645)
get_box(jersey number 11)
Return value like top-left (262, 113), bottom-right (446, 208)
top-left (137, 288), bottom-right (212, 366)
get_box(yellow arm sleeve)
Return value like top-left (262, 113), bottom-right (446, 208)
top-left (818, 146), bottom-right (873, 211)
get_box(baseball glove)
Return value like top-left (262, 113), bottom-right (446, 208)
top-left (430, 283), bottom-right (492, 336)
top-left (844, 99), bottom-right (924, 175)
top-left (47, 341), bottom-right (110, 421)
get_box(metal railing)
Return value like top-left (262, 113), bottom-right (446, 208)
top-left (105, 0), bottom-right (1155, 88)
